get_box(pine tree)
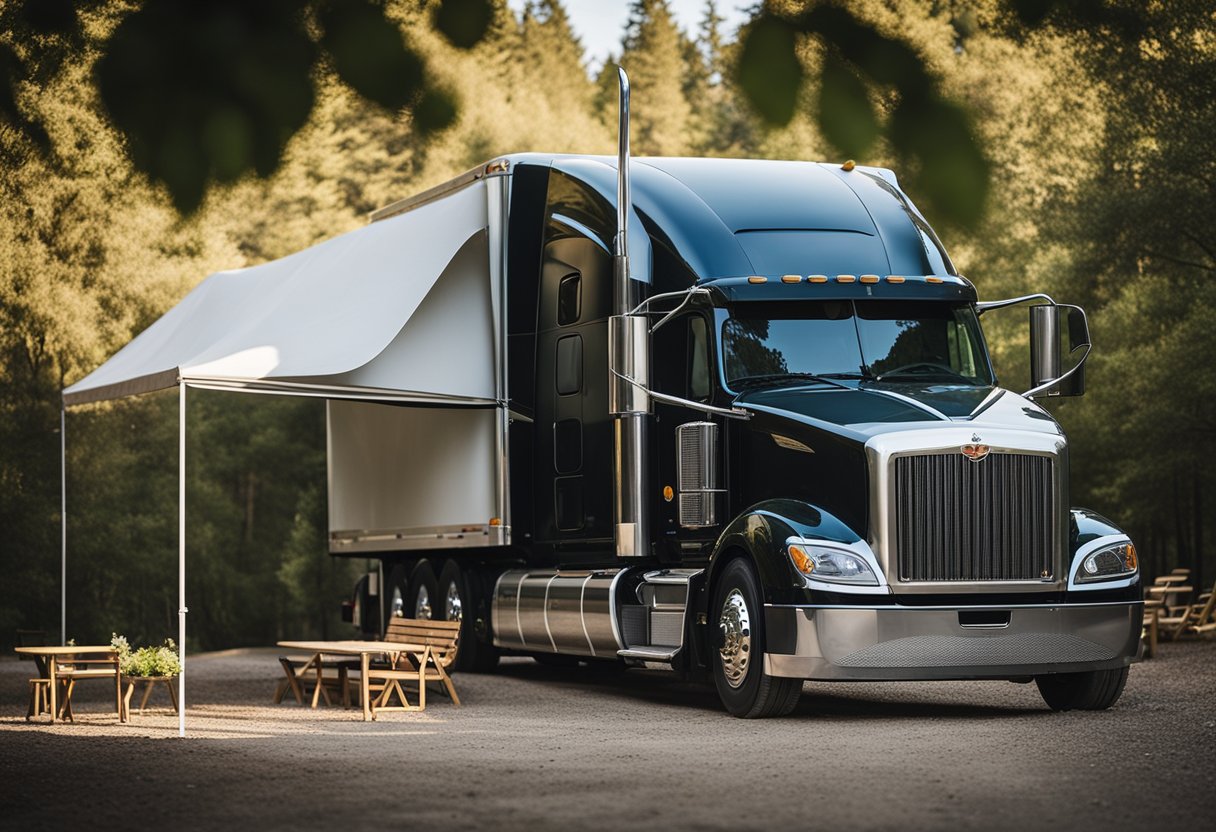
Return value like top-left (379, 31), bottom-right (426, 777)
top-left (616, 0), bottom-right (695, 156)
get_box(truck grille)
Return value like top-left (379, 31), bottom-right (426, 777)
top-left (894, 452), bottom-right (1054, 582)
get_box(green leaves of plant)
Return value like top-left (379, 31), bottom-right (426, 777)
top-left (318, 0), bottom-right (423, 111)
top-left (432, 0), bottom-right (495, 50)
top-left (735, 3), bottom-right (990, 228)
top-left (737, 16), bottom-right (802, 125)
top-left (818, 56), bottom-right (878, 157)
top-left (93, 0), bottom-right (485, 214)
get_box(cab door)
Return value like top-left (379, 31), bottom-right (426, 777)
top-left (652, 311), bottom-right (722, 563)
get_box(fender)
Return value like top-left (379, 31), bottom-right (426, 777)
top-left (704, 498), bottom-right (864, 608)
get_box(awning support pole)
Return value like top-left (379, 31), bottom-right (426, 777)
top-left (60, 405), bottom-right (66, 645)
top-left (178, 381), bottom-right (187, 738)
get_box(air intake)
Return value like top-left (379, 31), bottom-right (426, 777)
top-left (677, 422), bottom-right (721, 528)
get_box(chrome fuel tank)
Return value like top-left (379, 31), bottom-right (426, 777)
top-left (492, 569), bottom-right (625, 658)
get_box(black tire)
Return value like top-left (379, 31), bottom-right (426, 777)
top-left (407, 560), bottom-right (439, 620)
top-left (437, 560), bottom-right (500, 673)
top-left (1036, 666), bottom-right (1129, 711)
top-left (711, 558), bottom-right (802, 718)
top-left (382, 564), bottom-right (410, 630)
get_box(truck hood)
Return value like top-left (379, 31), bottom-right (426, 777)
top-left (735, 383), bottom-right (1062, 441)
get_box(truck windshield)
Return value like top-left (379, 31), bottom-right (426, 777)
top-left (721, 300), bottom-right (993, 388)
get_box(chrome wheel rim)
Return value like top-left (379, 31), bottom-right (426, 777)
top-left (445, 580), bottom-right (462, 622)
top-left (390, 586), bottom-right (405, 618)
top-left (718, 588), bottom-right (751, 689)
top-left (415, 585), bottom-right (432, 619)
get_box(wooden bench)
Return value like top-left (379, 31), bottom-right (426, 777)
top-left (366, 618), bottom-right (461, 716)
top-left (54, 658), bottom-right (123, 722)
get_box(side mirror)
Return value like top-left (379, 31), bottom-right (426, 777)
top-left (1029, 304), bottom-right (1089, 398)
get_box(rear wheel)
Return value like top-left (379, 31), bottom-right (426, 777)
top-left (382, 565), bottom-right (410, 629)
top-left (1036, 666), bottom-right (1129, 711)
top-left (437, 560), bottom-right (499, 672)
top-left (712, 558), bottom-right (802, 718)
top-left (407, 560), bottom-right (438, 620)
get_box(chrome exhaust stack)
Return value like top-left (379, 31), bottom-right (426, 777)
top-left (609, 66), bottom-right (650, 558)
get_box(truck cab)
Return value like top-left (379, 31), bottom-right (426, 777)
top-left (339, 149), bottom-right (1140, 718)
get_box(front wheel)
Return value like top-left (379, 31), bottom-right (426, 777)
top-left (1036, 666), bottom-right (1129, 711)
top-left (711, 558), bottom-right (802, 718)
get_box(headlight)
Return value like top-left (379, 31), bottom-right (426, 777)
top-left (787, 542), bottom-right (879, 585)
top-left (1074, 542), bottom-right (1138, 584)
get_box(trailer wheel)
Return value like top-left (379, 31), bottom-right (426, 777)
top-left (711, 558), bottom-right (802, 718)
top-left (407, 560), bottom-right (439, 620)
top-left (438, 560), bottom-right (499, 672)
top-left (383, 564), bottom-right (410, 628)
top-left (1035, 666), bottom-right (1129, 711)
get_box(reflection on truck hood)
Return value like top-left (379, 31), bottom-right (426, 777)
top-left (736, 383), bottom-right (1061, 437)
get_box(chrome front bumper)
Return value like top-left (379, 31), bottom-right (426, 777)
top-left (763, 601), bottom-right (1142, 681)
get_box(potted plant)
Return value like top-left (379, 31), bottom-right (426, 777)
top-left (112, 634), bottom-right (181, 677)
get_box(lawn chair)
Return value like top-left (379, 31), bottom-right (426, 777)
top-left (1158, 579), bottom-right (1216, 640)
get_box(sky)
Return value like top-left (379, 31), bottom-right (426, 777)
top-left (505, 1), bottom-right (752, 72)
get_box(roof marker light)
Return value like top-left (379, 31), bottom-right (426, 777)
top-left (748, 275), bottom-right (767, 284)
top-left (926, 275), bottom-right (944, 284)
top-left (860, 274), bottom-right (879, 284)
top-left (886, 275), bottom-right (906, 284)
top-left (841, 160), bottom-right (856, 172)
top-left (781, 274), bottom-right (802, 283)
top-left (808, 275), bottom-right (829, 283)
top-left (836, 274), bottom-right (856, 283)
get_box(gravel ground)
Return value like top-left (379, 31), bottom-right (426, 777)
top-left (1, 641), bottom-right (1213, 831)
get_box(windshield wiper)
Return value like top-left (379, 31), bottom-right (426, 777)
top-left (731, 372), bottom-right (864, 391)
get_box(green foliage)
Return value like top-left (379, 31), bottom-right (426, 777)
top-left (0, 1), bottom-right (490, 214)
top-left (736, 1), bottom-right (990, 227)
top-left (1, 0), bottom-right (1211, 651)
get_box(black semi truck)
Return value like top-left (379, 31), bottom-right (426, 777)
top-left (333, 71), bottom-right (1141, 717)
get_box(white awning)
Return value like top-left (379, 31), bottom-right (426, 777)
top-left (63, 180), bottom-right (495, 407)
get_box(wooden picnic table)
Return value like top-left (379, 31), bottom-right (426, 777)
top-left (15, 645), bottom-right (123, 723)
top-left (276, 640), bottom-right (426, 722)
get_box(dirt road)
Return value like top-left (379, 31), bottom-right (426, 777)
top-left (1, 642), bottom-right (1212, 831)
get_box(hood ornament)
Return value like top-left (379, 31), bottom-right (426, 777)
top-left (962, 442), bottom-right (990, 462)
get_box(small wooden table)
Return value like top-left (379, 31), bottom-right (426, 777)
top-left (123, 676), bottom-right (179, 718)
top-left (15, 645), bottom-right (123, 724)
top-left (277, 640), bottom-right (425, 722)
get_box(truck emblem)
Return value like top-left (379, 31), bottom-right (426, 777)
top-left (961, 443), bottom-right (990, 462)
top-left (971, 433), bottom-right (981, 442)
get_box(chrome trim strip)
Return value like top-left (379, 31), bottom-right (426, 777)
top-left (966, 387), bottom-right (1005, 420)
top-left (542, 573), bottom-right (559, 652)
top-left (579, 572), bottom-right (596, 657)
top-left (866, 388), bottom-right (950, 421)
top-left (607, 569), bottom-right (626, 651)
top-left (514, 571), bottom-right (527, 649)
top-left (975, 292), bottom-right (1057, 314)
top-left (764, 600), bottom-right (1143, 611)
top-left (369, 163), bottom-right (492, 222)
